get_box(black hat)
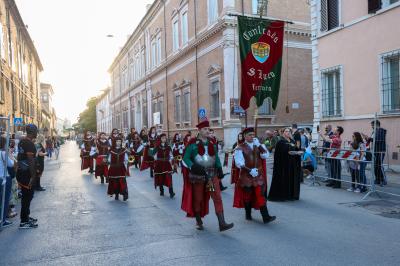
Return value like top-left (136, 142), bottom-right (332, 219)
top-left (242, 127), bottom-right (255, 135)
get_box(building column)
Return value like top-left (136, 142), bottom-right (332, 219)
top-left (223, 0), bottom-right (235, 13)
top-left (222, 25), bottom-right (241, 151)
top-left (311, 0), bottom-right (321, 141)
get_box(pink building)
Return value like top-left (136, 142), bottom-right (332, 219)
top-left (311, 0), bottom-right (400, 169)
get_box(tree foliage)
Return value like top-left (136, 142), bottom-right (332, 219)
top-left (76, 97), bottom-right (98, 133)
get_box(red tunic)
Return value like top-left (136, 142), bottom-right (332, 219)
top-left (95, 140), bottom-right (109, 177)
top-left (180, 166), bottom-right (210, 218)
top-left (233, 144), bottom-right (268, 209)
top-left (129, 140), bottom-right (143, 166)
top-left (140, 136), bottom-right (157, 171)
top-left (107, 148), bottom-right (128, 196)
top-left (80, 140), bottom-right (94, 170)
top-left (153, 144), bottom-right (173, 188)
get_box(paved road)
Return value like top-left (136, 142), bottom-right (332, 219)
top-left (1, 141), bottom-right (399, 266)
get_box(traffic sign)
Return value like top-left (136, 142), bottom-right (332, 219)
top-left (198, 108), bottom-right (206, 119)
top-left (14, 117), bottom-right (23, 126)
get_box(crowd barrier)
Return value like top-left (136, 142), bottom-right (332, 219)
top-left (311, 146), bottom-right (399, 200)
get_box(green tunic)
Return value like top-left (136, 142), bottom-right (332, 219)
top-left (183, 139), bottom-right (222, 169)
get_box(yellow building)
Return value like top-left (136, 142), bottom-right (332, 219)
top-left (0, 0), bottom-right (43, 132)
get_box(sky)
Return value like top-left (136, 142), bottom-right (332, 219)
top-left (15, 0), bottom-right (154, 123)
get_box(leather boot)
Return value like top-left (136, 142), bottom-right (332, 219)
top-left (115, 193), bottom-right (119, 200)
top-left (100, 175), bottom-right (104, 184)
top-left (195, 213), bottom-right (204, 230)
top-left (244, 202), bottom-right (252, 220)
top-left (160, 186), bottom-right (164, 196)
top-left (216, 212), bottom-right (234, 232)
top-left (219, 181), bottom-right (227, 191)
top-left (123, 193), bottom-right (128, 201)
top-left (260, 206), bottom-right (276, 224)
top-left (169, 187), bottom-right (175, 198)
top-left (150, 168), bottom-right (154, 178)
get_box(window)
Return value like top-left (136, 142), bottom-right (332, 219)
top-left (158, 100), bottom-right (163, 124)
top-left (174, 93), bottom-right (181, 122)
top-left (381, 50), bottom-right (400, 113)
top-left (252, 0), bottom-right (268, 16)
top-left (151, 41), bottom-right (157, 68)
top-left (172, 20), bottom-right (179, 51)
top-left (320, 0), bottom-right (339, 32)
top-left (129, 58), bottom-right (134, 84)
top-left (371, 0), bottom-right (400, 13)
top-left (0, 80), bottom-right (4, 102)
top-left (258, 98), bottom-right (273, 115)
top-left (208, 0), bottom-right (218, 24)
top-left (181, 11), bottom-right (188, 45)
top-left (209, 80), bottom-right (220, 118)
top-left (157, 37), bottom-right (162, 64)
top-left (182, 91), bottom-right (191, 122)
top-left (123, 110), bottom-right (128, 129)
top-left (321, 67), bottom-right (342, 118)
top-left (130, 97), bottom-right (135, 127)
top-left (0, 26), bottom-right (5, 60)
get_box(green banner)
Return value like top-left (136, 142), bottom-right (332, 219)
top-left (238, 16), bottom-right (285, 111)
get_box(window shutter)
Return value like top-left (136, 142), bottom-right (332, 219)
top-left (320, 0), bottom-right (328, 31)
top-left (368, 0), bottom-right (382, 13)
top-left (328, 0), bottom-right (339, 30)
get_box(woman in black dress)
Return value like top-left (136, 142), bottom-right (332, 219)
top-left (268, 128), bottom-right (302, 201)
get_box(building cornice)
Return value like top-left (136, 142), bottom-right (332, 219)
top-left (7, 0), bottom-right (43, 71)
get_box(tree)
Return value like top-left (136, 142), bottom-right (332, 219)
top-left (76, 97), bottom-right (97, 132)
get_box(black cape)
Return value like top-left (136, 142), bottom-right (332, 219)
top-left (268, 138), bottom-right (302, 201)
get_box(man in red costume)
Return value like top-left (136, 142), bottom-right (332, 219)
top-left (152, 133), bottom-right (175, 198)
top-left (107, 137), bottom-right (129, 201)
top-left (233, 127), bottom-right (276, 223)
top-left (128, 132), bottom-right (143, 169)
top-left (140, 126), bottom-right (157, 178)
top-left (172, 133), bottom-right (184, 173)
top-left (182, 118), bottom-right (234, 231)
top-left (95, 132), bottom-right (110, 184)
top-left (80, 131), bottom-right (96, 174)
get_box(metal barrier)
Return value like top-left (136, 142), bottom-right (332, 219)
top-left (312, 146), bottom-right (400, 200)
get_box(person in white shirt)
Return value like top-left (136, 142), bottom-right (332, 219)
top-left (233, 127), bottom-right (276, 224)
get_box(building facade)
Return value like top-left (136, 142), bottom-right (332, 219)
top-left (40, 82), bottom-right (55, 135)
top-left (108, 0), bottom-right (312, 148)
top-left (0, 0), bottom-right (43, 131)
top-left (96, 88), bottom-right (112, 134)
top-left (311, 0), bottom-right (400, 168)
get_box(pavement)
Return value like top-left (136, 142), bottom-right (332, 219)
top-left (0, 141), bottom-right (399, 266)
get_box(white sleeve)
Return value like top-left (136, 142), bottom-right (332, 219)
top-left (260, 144), bottom-right (270, 159)
top-left (170, 151), bottom-right (173, 161)
top-left (234, 149), bottom-right (245, 168)
top-left (89, 147), bottom-right (96, 156)
top-left (81, 144), bottom-right (85, 149)
top-left (2, 151), bottom-right (14, 168)
top-left (179, 144), bottom-right (184, 154)
top-left (136, 144), bottom-right (144, 153)
top-left (124, 153), bottom-right (128, 170)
